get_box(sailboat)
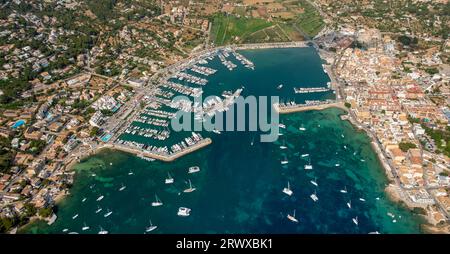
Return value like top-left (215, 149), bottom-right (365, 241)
top-left (96, 195), bottom-right (104, 201)
top-left (287, 209), bottom-right (299, 223)
top-left (82, 223), bottom-right (90, 231)
top-left (279, 140), bottom-right (287, 150)
top-left (352, 216), bottom-right (358, 226)
top-left (146, 219), bottom-right (158, 232)
top-left (299, 127), bottom-right (306, 131)
top-left (359, 198), bottom-right (366, 202)
top-left (282, 181), bottom-right (293, 196)
top-left (119, 184), bottom-right (126, 191)
top-left (165, 172), bottom-right (174, 184)
top-left (301, 153), bottom-right (309, 158)
top-left (82, 197), bottom-right (87, 203)
top-left (310, 190), bottom-right (319, 202)
top-left (151, 194), bottom-right (163, 206)
top-left (183, 179), bottom-right (197, 193)
top-left (281, 155), bottom-right (289, 165)
top-left (98, 226), bottom-right (108, 234)
top-left (310, 178), bottom-right (318, 187)
top-left (104, 209), bottom-right (113, 218)
top-left (72, 214), bottom-right (79, 220)
top-left (95, 206), bottom-right (102, 214)
top-left (347, 200), bottom-right (352, 209)
top-left (304, 158), bottom-right (313, 170)
top-left (128, 170), bottom-right (134, 176)
top-left (340, 186), bottom-right (348, 193)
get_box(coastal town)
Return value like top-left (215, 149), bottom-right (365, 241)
top-left (0, 0), bottom-right (449, 234)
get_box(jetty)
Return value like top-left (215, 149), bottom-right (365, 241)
top-left (101, 138), bottom-right (212, 162)
top-left (274, 100), bottom-right (348, 114)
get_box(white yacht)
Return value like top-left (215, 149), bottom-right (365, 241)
top-left (183, 179), bottom-right (196, 193)
top-left (277, 84), bottom-right (283, 89)
top-left (287, 210), bottom-right (299, 223)
top-left (281, 155), bottom-right (289, 165)
top-left (304, 158), bottom-right (313, 170)
top-left (188, 166), bottom-right (200, 174)
top-left (165, 172), bottom-right (174, 184)
top-left (212, 129), bottom-right (221, 134)
top-left (299, 127), bottom-right (306, 131)
top-left (359, 198), bottom-right (366, 202)
top-left (335, 163), bottom-right (340, 167)
top-left (119, 184), bottom-right (126, 191)
top-left (62, 229), bottom-right (69, 233)
top-left (146, 220), bottom-right (158, 232)
top-left (282, 181), bottom-right (293, 196)
top-left (72, 214), bottom-right (79, 220)
top-left (310, 191), bottom-right (319, 202)
top-left (104, 209), bottom-right (113, 218)
top-left (341, 134), bottom-right (345, 138)
top-left (82, 223), bottom-right (90, 231)
top-left (352, 216), bottom-right (358, 226)
top-left (95, 206), bottom-right (102, 214)
top-left (347, 200), bottom-right (352, 209)
top-left (340, 186), bottom-right (348, 193)
top-left (128, 170), bottom-right (134, 175)
top-left (151, 194), bottom-right (163, 207)
top-left (96, 195), bottom-right (104, 201)
top-left (279, 141), bottom-right (287, 150)
top-left (177, 207), bottom-right (191, 217)
top-left (310, 178), bottom-right (318, 187)
top-left (98, 226), bottom-right (108, 234)
top-left (82, 197), bottom-right (87, 203)
top-left (301, 154), bottom-right (309, 157)
top-left (278, 123), bottom-right (286, 129)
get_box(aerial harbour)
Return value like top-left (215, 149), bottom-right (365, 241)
top-left (22, 47), bottom-right (425, 234)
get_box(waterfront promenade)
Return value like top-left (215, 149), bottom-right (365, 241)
top-left (274, 101), bottom-right (348, 114)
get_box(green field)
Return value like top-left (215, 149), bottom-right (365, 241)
top-left (210, 14), bottom-right (273, 45)
top-left (294, 0), bottom-right (325, 38)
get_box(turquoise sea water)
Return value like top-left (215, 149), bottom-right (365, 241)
top-left (23, 48), bottom-right (424, 234)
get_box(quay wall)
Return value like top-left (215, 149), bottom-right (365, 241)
top-left (274, 102), bottom-right (348, 114)
top-left (100, 138), bottom-right (212, 162)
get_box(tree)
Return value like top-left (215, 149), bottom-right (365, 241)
top-left (399, 142), bottom-right (417, 152)
top-left (38, 207), bottom-right (53, 218)
top-left (90, 127), bottom-right (100, 137)
top-left (344, 102), bottom-right (351, 108)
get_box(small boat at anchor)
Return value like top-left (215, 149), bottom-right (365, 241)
top-left (188, 166), bottom-right (200, 174)
top-left (287, 209), bottom-right (299, 223)
top-left (177, 207), bottom-right (191, 217)
top-left (310, 190), bottom-right (319, 202)
top-left (183, 179), bottom-right (196, 193)
top-left (282, 181), bottom-right (293, 196)
top-left (165, 172), bottom-right (174, 184)
top-left (146, 219), bottom-right (158, 232)
top-left (151, 194), bottom-right (163, 207)
top-left (310, 178), bottom-right (318, 187)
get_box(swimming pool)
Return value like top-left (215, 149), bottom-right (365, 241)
top-left (12, 120), bottom-right (26, 129)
